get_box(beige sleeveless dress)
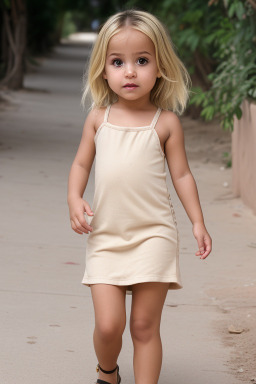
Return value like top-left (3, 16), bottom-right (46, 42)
top-left (82, 105), bottom-right (182, 294)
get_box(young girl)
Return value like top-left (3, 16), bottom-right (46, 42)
top-left (67, 9), bottom-right (212, 384)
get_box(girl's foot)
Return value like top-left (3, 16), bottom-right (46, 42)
top-left (96, 364), bottom-right (121, 384)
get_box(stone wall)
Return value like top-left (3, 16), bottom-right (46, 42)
top-left (232, 100), bottom-right (256, 214)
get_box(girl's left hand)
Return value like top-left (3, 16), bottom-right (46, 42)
top-left (192, 222), bottom-right (212, 259)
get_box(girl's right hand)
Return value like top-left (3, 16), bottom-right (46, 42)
top-left (68, 197), bottom-right (94, 235)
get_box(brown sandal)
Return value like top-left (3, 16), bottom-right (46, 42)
top-left (96, 363), bottom-right (121, 384)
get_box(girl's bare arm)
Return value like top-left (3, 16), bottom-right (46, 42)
top-left (67, 109), bottom-right (97, 234)
top-left (164, 112), bottom-right (212, 259)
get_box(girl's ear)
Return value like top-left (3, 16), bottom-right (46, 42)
top-left (103, 71), bottom-right (107, 80)
top-left (157, 69), bottom-right (161, 78)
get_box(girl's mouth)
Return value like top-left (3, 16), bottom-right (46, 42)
top-left (123, 83), bottom-right (138, 89)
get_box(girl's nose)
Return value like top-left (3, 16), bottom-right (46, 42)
top-left (125, 64), bottom-right (136, 78)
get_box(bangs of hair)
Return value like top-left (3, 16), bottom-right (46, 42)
top-left (81, 10), bottom-right (191, 115)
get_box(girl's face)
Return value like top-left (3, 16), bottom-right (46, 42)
top-left (103, 27), bottom-right (161, 104)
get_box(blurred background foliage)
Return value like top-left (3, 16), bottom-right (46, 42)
top-left (0, 0), bottom-right (255, 130)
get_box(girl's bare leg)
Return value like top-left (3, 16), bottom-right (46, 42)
top-left (129, 282), bottom-right (169, 384)
top-left (90, 284), bottom-right (127, 384)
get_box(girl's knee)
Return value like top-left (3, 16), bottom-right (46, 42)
top-left (130, 318), bottom-right (158, 343)
top-left (95, 319), bottom-right (125, 342)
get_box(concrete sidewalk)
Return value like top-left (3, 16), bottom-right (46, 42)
top-left (1, 43), bottom-right (255, 384)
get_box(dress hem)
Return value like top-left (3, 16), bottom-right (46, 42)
top-left (81, 275), bottom-right (183, 293)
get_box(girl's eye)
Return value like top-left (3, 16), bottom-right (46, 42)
top-left (112, 59), bottom-right (123, 67)
top-left (137, 57), bottom-right (148, 65)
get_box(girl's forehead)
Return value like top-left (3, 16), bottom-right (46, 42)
top-left (107, 27), bottom-right (155, 53)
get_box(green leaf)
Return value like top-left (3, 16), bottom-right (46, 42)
top-left (235, 106), bottom-right (243, 119)
top-left (204, 34), bottom-right (217, 44)
top-left (189, 87), bottom-right (206, 106)
top-left (228, 3), bottom-right (236, 18)
top-left (248, 88), bottom-right (256, 99)
top-left (201, 106), bottom-right (215, 120)
top-left (235, 3), bottom-right (245, 20)
top-left (3, 0), bottom-right (10, 7)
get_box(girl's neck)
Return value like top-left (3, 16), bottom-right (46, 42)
top-left (114, 97), bottom-right (156, 112)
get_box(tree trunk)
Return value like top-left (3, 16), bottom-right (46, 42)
top-left (0, 0), bottom-right (27, 90)
top-left (193, 50), bottom-right (213, 90)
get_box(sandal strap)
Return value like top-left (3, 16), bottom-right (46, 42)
top-left (97, 380), bottom-right (112, 384)
top-left (96, 363), bottom-right (119, 374)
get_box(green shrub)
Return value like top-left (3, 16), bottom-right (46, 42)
top-left (189, 1), bottom-right (256, 131)
top-left (158, 0), bottom-right (256, 131)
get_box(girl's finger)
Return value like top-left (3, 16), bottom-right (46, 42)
top-left (83, 213), bottom-right (94, 230)
top-left (73, 217), bottom-right (90, 234)
top-left (70, 219), bottom-right (83, 235)
top-left (79, 214), bottom-right (93, 232)
top-left (200, 242), bottom-right (212, 259)
top-left (195, 236), bottom-right (205, 256)
top-left (200, 250), bottom-right (210, 259)
top-left (83, 200), bottom-right (94, 215)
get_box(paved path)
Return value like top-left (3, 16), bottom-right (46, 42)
top-left (1, 43), bottom-right (255, 384)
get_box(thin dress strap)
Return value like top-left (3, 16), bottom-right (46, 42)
top-left (151, 108), bottom-right (162, 130)
top-left (104, 105), bottom-right (111, 123)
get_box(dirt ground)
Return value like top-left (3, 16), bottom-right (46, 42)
top-left (181, 116), bottom-right (256, 382)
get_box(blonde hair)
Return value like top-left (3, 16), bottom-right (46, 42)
top-left (82, 9), bottom-right (191, 115)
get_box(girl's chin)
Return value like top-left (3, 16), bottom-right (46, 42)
top-left (117, 93), bottom-right (149, 100)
